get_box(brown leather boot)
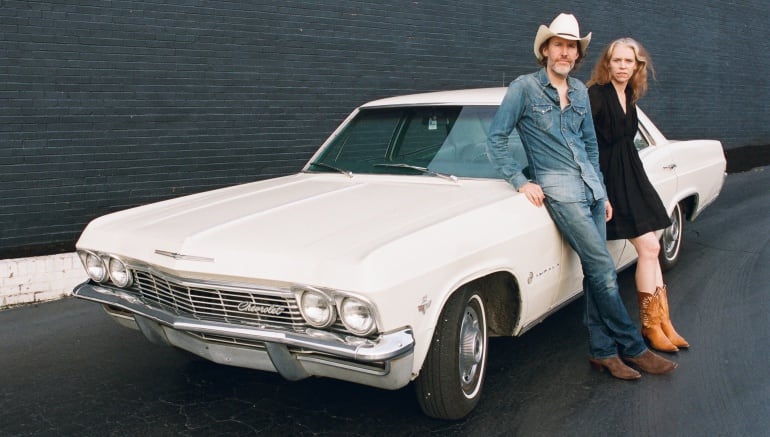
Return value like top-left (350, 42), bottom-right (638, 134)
top-left (638, 290), bottom-right (679, 352)
top-left (658, 285), bottom-right (690, 348)
top-left (589, 357), bottom-right (642, 380)
top-left (623, 350), bottom-right (678, 374)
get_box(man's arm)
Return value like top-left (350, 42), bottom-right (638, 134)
top-left (584, 88), bottom-right (611, 219)
top-left (486, 79), bottom-right (531, 191)
top-left (581, 102), bottom-right (603, 184)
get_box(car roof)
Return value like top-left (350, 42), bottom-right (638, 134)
top-left (361, 87), bottom-right (508, 108)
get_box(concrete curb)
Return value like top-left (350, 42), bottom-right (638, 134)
top-left (0, 253), bottom-right (85, 309)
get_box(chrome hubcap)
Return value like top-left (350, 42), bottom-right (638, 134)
top-left (663, 208), bottom-right (681, 258)
top-left (458, 304), bottom-right (483, 393)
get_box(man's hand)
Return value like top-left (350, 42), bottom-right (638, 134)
top-left (518, 182), bottom-right (545, 207)
top-left (605, 200), bottom-right (613, 222)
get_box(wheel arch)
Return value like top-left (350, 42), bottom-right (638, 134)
top-left (669, 192), bottom-right (698, 221)
top-left (428, 270), bottom-right (522, 340)
top-left (679, 193), bottom-right (698, 221)
top-left (466, 271), bottom-right (522, 338)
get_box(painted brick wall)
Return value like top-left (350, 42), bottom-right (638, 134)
top-left (0, 253), bottom-right (85, 307)
top-left (1, 0), bottom-right (768, 257)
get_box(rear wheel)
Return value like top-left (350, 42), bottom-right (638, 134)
top-left (415, 286), bottom-right (488, 420)
top-left (660, 202), bottom-right (684, 271)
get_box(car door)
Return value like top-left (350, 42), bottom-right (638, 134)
top-left (550, 237), bottom-right (629, 311)
top-left (638, 127), bottom-right (678, 208)
top-left (613, 122), bottom-right (679, 268)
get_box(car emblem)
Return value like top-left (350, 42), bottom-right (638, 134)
top-left (417, 295), bottom-right (432, 314)
top-left (154, 250), bottom-right (214, 262)
top-left (237, 302), bottom-right (286, 316)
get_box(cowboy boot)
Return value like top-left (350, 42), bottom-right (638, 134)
top-left (657, 285), bottom-right (690, 348)
top-left (589, 356), bottom-right (642, 380)
top-left (638, 290), bottom-right (678, 352)
top-left (623, 350), bottom-right (678, 374)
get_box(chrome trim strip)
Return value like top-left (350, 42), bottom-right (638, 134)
top-left (137, 260), bottom-right (296, 297)
top-left (73, 281), bottom-right (414, 363)
top-left (154, 250), bottom-right (215, 262)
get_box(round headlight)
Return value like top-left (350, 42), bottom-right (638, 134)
top-left (299, 290), bottom-right (335, 328)
top-left (340, 297), bottom-right (376, 336)
top-left (108, 257), bottom-right (132, 288)
top-left (84, 252), bottom-right (108, 283)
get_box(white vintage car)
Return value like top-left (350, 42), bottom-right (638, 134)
top-left (73, 88), bottom-right (726, 420)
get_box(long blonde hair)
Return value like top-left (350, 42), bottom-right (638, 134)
top-left (587, 38), bottom-right (655, 103)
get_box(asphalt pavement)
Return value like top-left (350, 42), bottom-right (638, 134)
top-left (1, 166), bottom-right (768, 437)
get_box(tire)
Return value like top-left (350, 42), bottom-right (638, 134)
top-left (415, 286), bottom-right (488, 420)
top-left (659, 202), bottom-right (684, 271)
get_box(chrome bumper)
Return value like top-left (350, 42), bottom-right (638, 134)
top-left (73, 281), bottom-right (415, 390)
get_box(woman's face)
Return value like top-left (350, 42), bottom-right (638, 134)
top-left (608, 44), bottom-right (637, 85)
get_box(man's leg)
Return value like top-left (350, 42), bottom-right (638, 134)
top-left (545, 197), bottom-right (647, 358)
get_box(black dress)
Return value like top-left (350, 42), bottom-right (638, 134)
top-left (588, 83), bottom-right (671, 240)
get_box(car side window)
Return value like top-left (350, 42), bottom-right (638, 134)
top-left (634, 129), bottom-right (650, 151)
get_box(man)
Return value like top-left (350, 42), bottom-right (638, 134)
top-left (486, 13), bottom-right (676, 379)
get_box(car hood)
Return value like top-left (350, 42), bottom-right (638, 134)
top-left (77, 173), bottom-right (515, 288)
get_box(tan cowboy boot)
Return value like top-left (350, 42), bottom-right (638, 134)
top-left (638, 290), bottom-right (678, 352)
top-left (657, 285), bottom-right (690, 348)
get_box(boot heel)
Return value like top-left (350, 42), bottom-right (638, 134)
top-left (589, 360), bottom-right (605, 372)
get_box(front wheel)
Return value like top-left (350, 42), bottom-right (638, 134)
top-left (415, 286), bottom-right (488, 420)
top-left (660, 202), bottom-right (684, 271)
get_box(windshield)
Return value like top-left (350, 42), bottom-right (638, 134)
top-left (308, 105), bottom-right (527, 179)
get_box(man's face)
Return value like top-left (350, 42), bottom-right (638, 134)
top-left (543, 37), bottom-right (579, 77)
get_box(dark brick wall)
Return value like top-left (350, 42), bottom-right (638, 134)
top-left (1, 1), bottom-right (767, 257)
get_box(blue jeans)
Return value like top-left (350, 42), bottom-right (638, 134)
top-left (545, 187), bottom-right (648, 359)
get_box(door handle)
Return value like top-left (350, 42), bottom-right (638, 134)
top-left (663, 163), bottom-right (677, 170)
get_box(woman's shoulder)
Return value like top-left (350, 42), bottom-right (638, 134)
top-left (588, 82), bottom-right (611, 95)
top-left (588, 83), bottom-right (607, 108)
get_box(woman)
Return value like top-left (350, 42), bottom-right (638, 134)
top-left (587, 38), bottom-right (689, 352)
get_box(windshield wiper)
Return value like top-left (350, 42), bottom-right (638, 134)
top-left (374, 163), bottom-right (458, 182)
top-left (307, 162), bottom-right (353, 178)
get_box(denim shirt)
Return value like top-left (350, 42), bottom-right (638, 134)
top-left (487, 68), bottom-right (606, 202)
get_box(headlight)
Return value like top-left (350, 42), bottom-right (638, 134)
top-left (299, 289), bottom-right (335, 328)
top-left (339, 297), bottom-right (376, 336)
top-left (83, 252), bottom-right (108, 283)
top-left (108, 257), bottom-right (132, 288)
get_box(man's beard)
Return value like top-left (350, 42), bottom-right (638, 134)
top-left (551, 61), bottom-right (574, 77)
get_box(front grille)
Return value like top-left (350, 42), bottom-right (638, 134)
top-left (129, 269), bottom-right (305, 330)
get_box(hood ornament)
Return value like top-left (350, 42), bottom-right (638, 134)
top-left (154, 250), bottom-right (214, 262)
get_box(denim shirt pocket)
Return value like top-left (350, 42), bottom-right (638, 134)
top-left (531, 104), bottom-right (554, 131)
top-left (569, 104), bottom-right (587, 132)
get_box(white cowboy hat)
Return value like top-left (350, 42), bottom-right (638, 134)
top-left (534, 13), bottom-right (592, 61)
